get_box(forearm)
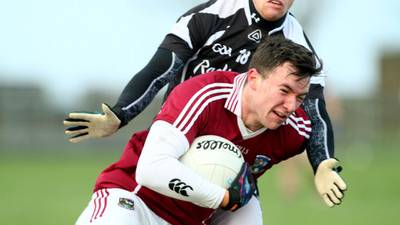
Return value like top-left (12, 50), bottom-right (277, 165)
top-left (112, 48), bottom-right (184, 127)
top-left (303, 84), bottom-right (335, 173)
top-left (136, 120), bottom-right (226, 209)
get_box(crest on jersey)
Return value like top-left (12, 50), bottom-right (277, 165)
top-left (118, 198), bottom-right (135, 210)
top-left (250, 155), bottom-right (271, 174)
top-left (248, 29), bottom-right (262, 43)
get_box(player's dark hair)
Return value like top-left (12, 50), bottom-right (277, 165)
top-left (248, 36), bottom-right (322, 79)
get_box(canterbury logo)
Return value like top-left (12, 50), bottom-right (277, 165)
top-left (168, 178), bottom-right (193, 197)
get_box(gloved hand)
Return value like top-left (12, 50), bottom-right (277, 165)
top-left (63, 103), bottom-right (121, 143)
top-left (314, 158), bottom-right (347, 207)
top-left (221, 163), bottom-right (256, 212)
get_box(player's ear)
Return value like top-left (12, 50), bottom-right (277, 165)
top-left (247, 68), bottom-right (260, 90)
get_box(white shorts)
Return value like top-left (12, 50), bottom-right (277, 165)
top-left (76, 188), bottom-right (262, 225)
top-left (210, 196), bottom-right (263, 225)
top-left (75, 188), bottom-right (170, 225)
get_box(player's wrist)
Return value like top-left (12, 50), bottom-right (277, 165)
top-left (110, 105), bottom-right (127, 128)
top-left (219, 191), bottom-right (229, 208)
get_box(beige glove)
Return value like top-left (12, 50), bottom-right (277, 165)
top-left (314, 158), bottom-right (347, 207)
top-left (63, 103), bottom-right (121, 143)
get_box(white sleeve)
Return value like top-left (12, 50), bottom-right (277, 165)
top-left (136, 120), bottom-right (226, 209)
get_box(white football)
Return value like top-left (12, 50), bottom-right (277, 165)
top-left (179, 135), bottom-right (244, 189)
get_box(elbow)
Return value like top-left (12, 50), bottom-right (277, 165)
top-left (135, 159), bottom-right (152, 187)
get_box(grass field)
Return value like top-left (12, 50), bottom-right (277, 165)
top-left (0, 142), bottom-right (398, 225)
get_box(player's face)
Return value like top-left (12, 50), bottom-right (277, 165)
top-left (250, 62), bottom-right (309, 130)
top-left (253, 0), bottom-right (294, 21)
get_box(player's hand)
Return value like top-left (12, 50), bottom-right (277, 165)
top-left (314, 158), bottom-right (347, 207)
top-left (63, 103), bottom-right (121, 143)
top-left (221, 163), bottom-right (256, 212)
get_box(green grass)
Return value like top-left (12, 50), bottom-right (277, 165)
top-left (259, 150), bottom-right (400, 225)
top-left (0, 146), bottom-right (398, 225)
top-left (0, 151), bottom-right (120, 225)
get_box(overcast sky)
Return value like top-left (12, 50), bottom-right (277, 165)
top-left (0, 0), bottom-right (399, 108)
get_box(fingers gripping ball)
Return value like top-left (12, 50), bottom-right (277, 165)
top-left (223, 162), bottom-right (256, 211)
top-left (179, 135), bottom-right (245, 189)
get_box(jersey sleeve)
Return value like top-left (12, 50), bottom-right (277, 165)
top-left (136, 120), bottom-right (225, 209)
top-left (285, 15), bottom-right (335, 172)
top-left (303, 97), bottom-right (335, 172)
top-left (136, 74), bottom-right (228, 209)
top-left (301, 32), bottom-right (335, 172)
top-left (111, 48), bottom-right (185, 127)
top-left (112, 0), bottom-right (222, 126)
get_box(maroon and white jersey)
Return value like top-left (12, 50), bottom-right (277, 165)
top-left (95, 71), bottom-right (311, 225)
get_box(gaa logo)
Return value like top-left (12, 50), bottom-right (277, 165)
top-left (212, 43), bottom-right (232, 56)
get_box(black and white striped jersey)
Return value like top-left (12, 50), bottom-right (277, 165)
top-left (160, 0), bottom-right (324, 94)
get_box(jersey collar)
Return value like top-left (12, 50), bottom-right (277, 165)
top-left (224, 73), bottom-right (268, 138)
top-left (248, 0), bottom-right (287, 31)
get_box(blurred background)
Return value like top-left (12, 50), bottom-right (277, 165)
top-left (0, 0), bottom-right (399, 224)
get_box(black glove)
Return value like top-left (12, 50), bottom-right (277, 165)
top-left (222, 163), bottom-right (256, 211)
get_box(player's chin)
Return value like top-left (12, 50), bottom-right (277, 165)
top-left (265, 120), bottom-right (283, 130)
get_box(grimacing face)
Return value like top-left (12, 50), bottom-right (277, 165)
top-left (252, 0), bottom-right (295, 21)
top-left (246, 62), bottom-right (310, 130)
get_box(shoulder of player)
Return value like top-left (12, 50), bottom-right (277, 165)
top-left (286, 13), bottom-right (303, 28)
top-left (182, 0), bottom-right (249, 25)
top-left (280, 13), bottom-right (316, 52)
top-left (190, 71), bottom-right (240, 86)
top-left (169, 71), bottom-right (238, 100)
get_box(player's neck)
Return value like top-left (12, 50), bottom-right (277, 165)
top-left (241, 86), bottom-right (263, 132)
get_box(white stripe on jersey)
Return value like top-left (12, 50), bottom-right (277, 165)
top-left (171, 15), bottom-right (194, 49)
top-left (204, 30), bottom-right (226, 47)
top-left (199, 0), bottom-right (248, 19)
top-left (182, 93), bottom-right (230, 134)
top-left (315, 98), bottom-right (330, 158)
top-left (289, 114), bottom-right (312, 125)
top-left (286, 115), bottom-right (311, 139)
top-left (171, 0), bottom-right (249, 50)
top-left (225, 73), bottom-right (246, 112)
top-left (173, 83), bottom-right (233, 134)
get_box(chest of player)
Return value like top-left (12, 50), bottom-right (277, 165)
top-left (188, 25), bottom-right (269, 76)
top-left (234, 128), bottom-right (306, 178)
top-left (199, 111), bottom-right (306, 177)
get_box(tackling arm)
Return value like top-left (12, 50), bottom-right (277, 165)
top-left (303, 84), bottom-right (347, 207)
top-left (64, 0), bottom-right (215, 142)
top-left (112, 48), bottom-right (185, 127)
top-left (63, 48), bottom-right (185, 142)
top-left (303, 84), bottom-right (334, 171)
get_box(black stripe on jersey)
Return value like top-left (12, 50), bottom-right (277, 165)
top-left (303, 31), bottom-right (323, 71)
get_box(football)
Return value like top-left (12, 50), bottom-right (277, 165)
top-left (179, 135), bottom-right (244, 189)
